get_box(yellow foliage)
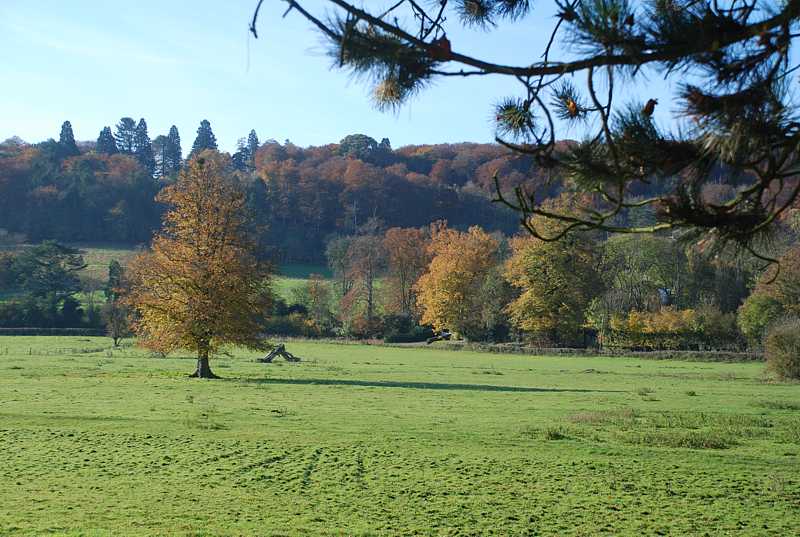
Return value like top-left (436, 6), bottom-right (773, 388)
top-left (504, 232), bottom-right (600, 338)
top-left (415, 223), bottom-right (498, 337)
top-left (125, 152), bottom-right (272, 370)
top-left (611, 308), bottom-right (699, 334)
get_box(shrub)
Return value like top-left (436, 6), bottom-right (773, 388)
top-left (765, 318), bottom-right (800, 380)
top-left (738, 294), bottom-right (784, 347)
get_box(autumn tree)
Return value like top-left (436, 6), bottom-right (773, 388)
top-left (415, 223), bottom-right (500, 340)
top-left (325, 235), bottom-right (354, 296)
top-left (505, 232), bottom-right (602, 345)
top-left (382, 227), bottom-right (430, 319)
top-left (292, 273), bottom-right (334, 332)
top-left (125, 152), bottom-right (272, 378)
top-left (340, 228), bottom-right (387, 333)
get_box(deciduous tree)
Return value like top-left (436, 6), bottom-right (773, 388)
top-left (382, 227), bottom-right (429, 319)
top-left (416, 223), bottom-right (499, 340)
top-left (125, 152), bottom-right (272, 378)
top-left (505, 232), bottom-right (601, 344)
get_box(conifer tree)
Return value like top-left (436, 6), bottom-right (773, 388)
top-left (165, 125), bottom-right (182, 174)
top-left (255, 0), bottom-right (800, 260)
top-left (152, 135), bottom-right (170, 179)
top-left (96, 126), bottom-right (118, 155)
top-left (190, 119), bottom-right (218, 159)
top-left (58, 120), bottom-right (80, 158)
top-left (231, 137), bottom-right (250, 171)
top-left (133, 118), bottom-right (155, 175)
top-left (247, 129), bottom-right (260, 166)
top-left (114, 117), bottom-right (137, 154)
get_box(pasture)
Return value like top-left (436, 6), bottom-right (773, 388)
top-left (1, 336), bottom-right (799, 536)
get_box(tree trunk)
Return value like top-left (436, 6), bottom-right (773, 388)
top-left (190, 354), bottom-right (219, 379)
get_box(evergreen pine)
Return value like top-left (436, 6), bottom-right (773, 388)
top-left (189, 119), bottom-right (218, 158)
top-left (133, 118), bottom-right (155, 175)
top-left (114, 117), bottom-right (137, 154)
top-left (231, 138), bottom-right (249, 171)
top-left (165, 125), bottom-right (182, 175)
top-left (246, 129), bottom-right (260, 167)
top-left (96, 127), bottom-right (118, 155)
top-left (105, 260), bottom-right (124, 302)
top-left (152, 135), bottom-right (169, 179)
top-left (58, 121), bottom-right (80, 158)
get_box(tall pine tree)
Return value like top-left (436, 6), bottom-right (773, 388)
top-left (231, 137), bottom-right (249, 171)
top-left (189, 119), bottom-right (218, 159)
top-left (165, 125), bottom-right (182, 175)
top-left (152, 135), bottom-right (169, 179)
top-left (246, 129), bottom-right (259, 167)
top-left (58, 121), bottom-right (80, 158)
top-left (114, 117), bottom-right (137, 154)
top-left (133, 118), bottom-right (155, 176)
top-left (96, 126), bottom-right (118, 155)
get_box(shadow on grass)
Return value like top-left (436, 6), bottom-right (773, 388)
top-left (232, 377), bottom-right (621, 393)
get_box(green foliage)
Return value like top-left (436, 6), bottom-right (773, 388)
top-left (738, 293), bottom-right (784, 347)
top-left (765, 318), bottom-right (800, 380)
top-left (57, 120), bottom-right (80, 158)
top-left (133, 118), bottom-right (155, 176)
top-left (114, 117), bottom-right (137, 154)
top-left (14, 241), bottom-right (86, 302)
top-left (95, 126), bottom-right (118, 155)
top-left (505, 233), bottom-right (601, 344)
top-left (189, 119), bottom-right (218, 158)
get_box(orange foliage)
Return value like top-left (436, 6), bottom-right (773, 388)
top-left (125, 152), bottom-right (272, 376)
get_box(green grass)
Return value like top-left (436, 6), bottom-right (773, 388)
top-left (1, 337), bottom-right (799, 536)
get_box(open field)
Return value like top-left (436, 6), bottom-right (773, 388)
top-left (1, 337), bottom-right (799, 536)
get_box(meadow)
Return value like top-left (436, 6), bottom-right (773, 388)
top-left (1, 336), bottom-right (799, 536)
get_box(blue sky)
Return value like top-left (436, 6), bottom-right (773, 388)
top-left (1, 0), bottom-right (675, 152)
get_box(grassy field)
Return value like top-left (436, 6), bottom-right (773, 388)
top-left (1, 337), bottom-right (799, 536)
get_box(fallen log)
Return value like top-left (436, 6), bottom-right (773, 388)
top-left (258, 343), bottom-right (301, 363)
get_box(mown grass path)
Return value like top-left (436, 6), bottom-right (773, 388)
top-left (1, 337), bottom-right (799, 536)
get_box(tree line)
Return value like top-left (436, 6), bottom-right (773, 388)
top-left (280, 208), bottom-right (798, 352)
top-left (2, 148), bottom-right (799, 360)
top-left (0, 121), bottom-right (541, 261)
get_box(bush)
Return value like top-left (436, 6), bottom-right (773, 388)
top-left (764, 318), bottom-right (800, 380)
top-left (384, 325), bottom-right (435, 343)
top-left (738, 293), bottom-right (784, 347)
